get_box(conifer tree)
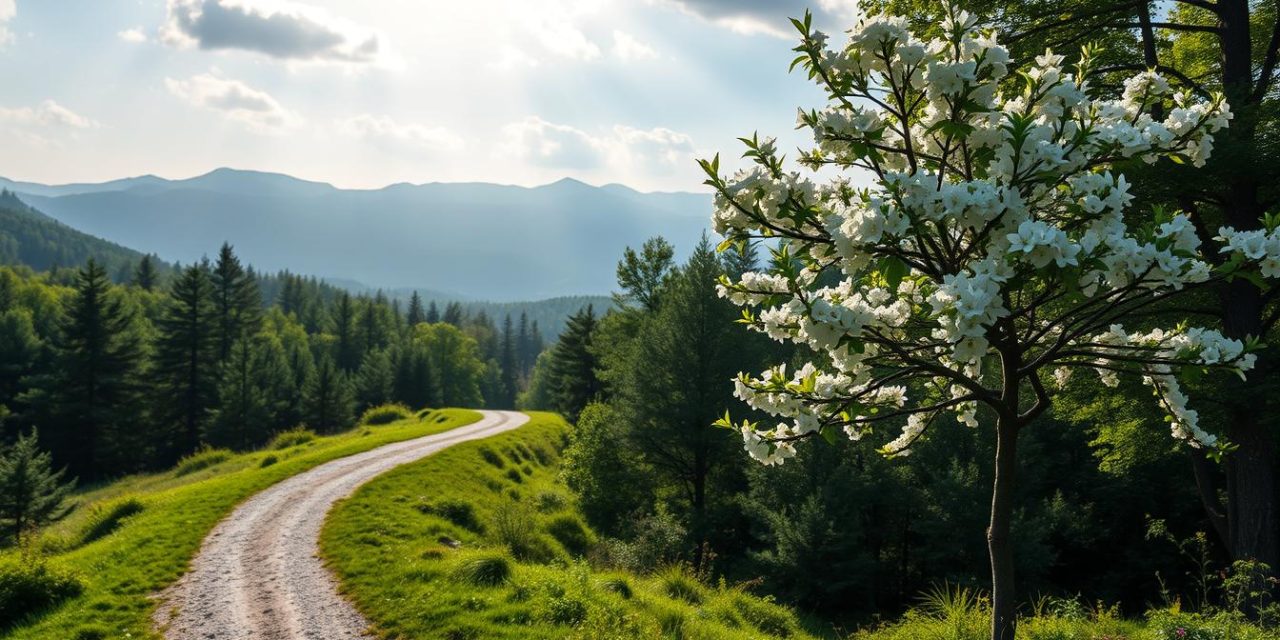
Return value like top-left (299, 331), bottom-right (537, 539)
top-left (332, 293), bottom-right (360, 371)
top-left (132, 255), bottom-right (159, 291)
top-left (499, 315), bottom-right (518, 408)
top-left (39, 260), bottom-right (146, 477)
top-left (425, 300), bottom-right (440, 324)
top-left (355, 349), bottom-right (394, 410)
top-left (205, 336), bottom-right (270, 450)
top-left (407, 291), bottom-right (426, 326)
top-left (0, 430), bottom-right (74, 544)
top-left (154, 263), bottom-right (218, 460)
top-left (442, 302), bottom-right (463, 326)
top-left (303, 353), bottom-right (355, 433)
top-left (547, 305), bottom-right (600, 420)
top-left (211, 243), bottom-right (261, 362)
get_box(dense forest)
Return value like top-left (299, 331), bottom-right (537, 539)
top-left (0, 244), bottom-right (548, 482)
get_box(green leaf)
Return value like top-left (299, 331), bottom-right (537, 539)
top-left (880, 256), bottom-right (908, 289)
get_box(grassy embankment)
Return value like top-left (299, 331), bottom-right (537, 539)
top-left (321, 411), bottom-right (817, 640)
top-left (1, 408), bottom-right (482, 640)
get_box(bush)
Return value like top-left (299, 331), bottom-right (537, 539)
top-left (452, 553), bottom-right (512, 587)
top-left (658, 567), bottom-right (704, 604)
top-left (259, 454), bottom-right (278, 468)
top-left (359, 403), bottom-right (413, 426)
top-left (545, 514), bottom-right (593, 556)
top-left (534, 491), bottom-right (567, 513)
top-left (731, 593), bottom-right (797, 638)
top-left (269, 427), bottom-right (316, 450)
top-left (542, 595), bottom-right (588, 626)
top-left (0, 554), bottom-right (82, 626)
top-left (173, 446), bottom-right (234, 477)
top-left (491, 501), bottom-right (557, 563)
top-left (598, 576), bottom-right (633, 599)
top-left (77, 497), bottom-right (144, 546)
top-left (478, 447), bottom-right (505, 469)
top-left (504, 468), bottom-right (523, 484)
top-left (417, 499), bottom-right (484, 533)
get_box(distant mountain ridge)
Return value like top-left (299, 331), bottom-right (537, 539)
top-left (4, 168), bottom-right (712, 300)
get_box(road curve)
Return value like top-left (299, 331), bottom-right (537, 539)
top-left (154, 410), bottom-right (530, 640)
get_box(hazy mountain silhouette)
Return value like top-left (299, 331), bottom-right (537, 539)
top-left (5, 168), bottom-right (712, 300)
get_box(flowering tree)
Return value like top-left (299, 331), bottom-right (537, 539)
top-left (702, 6), bottom-right (1277, 639)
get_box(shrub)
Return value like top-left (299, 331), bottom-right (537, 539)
top-left (546, 514), bottom-right (593, 557)
top-left (504, 468), bottom-right (524, 484)
top-left (542, 595), bottom-right (588, 626)
top-left (731, 593), bottom-right (797, 638)
top-left (0, 554), bottom-right (82, 626)
top-left (77, 497), bottom-right (144, 546)
top-left (173, 446), bottom-right (234, 477)
top-left (417, 499), bottom-right (484, 533)
top-left (534, 491), bottom-right (567, 513)
top-left (359, 403), bottom-right (413, 426)
top-left (598, 576), bottom-right (633, 599)
top-left (269, 427), bottom-right (316, 450)
top-left (452, 553), bottom-right (511, 587)
top-left (478, 447), bottom-right (505, 469)
top-left (658, 567), bottom-right (704, 604)
top-left (259, 455), bottom-right (278, 468)
top-left (491, 501), bottom-right (557, 563)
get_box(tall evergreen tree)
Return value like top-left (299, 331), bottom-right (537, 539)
top-left (36, 260), bottom-right (147, 477)
top-left (211, 243), bottom-right (261, 362)
top-left (0, 309), bottom-right (41, 426)
top-left (205, 336), bottom-right (271, 450)
top-left (332, 293), bottom-right (360, 371)
top-left (425, 300), bottom-right (440, 324)
top-left (132, 255), bottom-right (159, 291)
top-left (547, 305), bottom-right (600, 421)
top-left (499, 315), bottom-right (518, 408)
top-left (154, 263), bottom-right (218, 461)
top-left (303, 353), bottom-right (355, 433)
top-left (0, 430), bottom-right (74, 544)
top-left (355, 349), bottom-right (394, 411)
top-left (442, 302), bottom-right (463, 326)
top-left (407, 291), bottom-right (426, 326)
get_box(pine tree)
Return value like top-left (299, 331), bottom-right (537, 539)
top-left (39, 260), bottom-right (146, 477)
top-left (0, 430), bottom-right (74, 544)
top-left (358, 298), bottom-right (387, 354)
top-left (205, 336), bottom-right (270, 450)
top-left (355, 349), bottom-right (394, 410)
top-left (442, 302), bottom-right (463, 326)
top-left (332, 293), bottom-right (360, 371)
top-left (0, 309), bottom-right (41, 421)
top-left (154, 263), bottom-right (218, 461)
top-left (211, 243), bottom-right (262, 362)
top-left (499, 315), bottom-right (518, 408)
top-left (517, 312), bottom-right (531, 373)
top-left (303, 353), bottom-right (355, 433)
top-left (546, 305), bottom-right (599, 421)
top-left (132, 255), bottom-right (159, 291)
top-left (407, 292), bottom-right (426, 326)
top-left (425, 301), bottom-right (440, 324)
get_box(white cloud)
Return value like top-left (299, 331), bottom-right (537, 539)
top-left (663, 0), bottom-right (860, 37)
top-left (335, 114), bottom-right (464, 152)
top-left (612, 30), bottom-right (657, 62)
top-left (165, 73), bottom-right (301, 133)
top-left (118, 27), bottom-right (147, 43)
top-left (0, 100), bottom-right (96, 129)
top-left (162, 0), bottom-right (386, 65)
top-left (501, 116), bottom-right (698, 178)
top-left (0, 0), bottom-right (15, 46)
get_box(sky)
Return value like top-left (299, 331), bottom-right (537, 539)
top-left (0, 0), bottom-right (861, 192)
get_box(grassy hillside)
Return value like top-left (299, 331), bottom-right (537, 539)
top-left (0, 409), bottom-right (482, 639)
top-left (321, 412), bottom-right (816, 640)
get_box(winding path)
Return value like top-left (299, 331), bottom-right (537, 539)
top-left (154, 410), bottom-right (529, 640)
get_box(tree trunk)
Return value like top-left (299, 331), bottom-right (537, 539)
top-left (988, 414), bottom-right (1019, 640)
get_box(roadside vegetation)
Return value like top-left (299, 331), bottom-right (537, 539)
top-left (0, 408), bottom-right (480, 638)
top-left (322, 412), bottom-right (817, 640)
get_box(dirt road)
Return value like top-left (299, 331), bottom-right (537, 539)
top-left (155, 410), bottom-right (529, 639)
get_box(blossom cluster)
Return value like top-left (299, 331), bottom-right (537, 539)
top-left (705, 3), bottom-right (1259, 464)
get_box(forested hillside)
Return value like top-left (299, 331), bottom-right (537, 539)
top-left (0, 190), bottom-right (167, 282)
top-left (0, 244), bottom-right (550, 482)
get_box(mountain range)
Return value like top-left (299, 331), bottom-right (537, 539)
top-left (2, 168), bottom-right (713, 300)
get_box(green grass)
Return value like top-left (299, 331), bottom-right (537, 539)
top-left (321, 411), bottom-right (815, 640)
top-left (0, 409), bottom-right (483, 639)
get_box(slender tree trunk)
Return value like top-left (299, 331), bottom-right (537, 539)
top-left (988, 414), bottom-right (1019, 640)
